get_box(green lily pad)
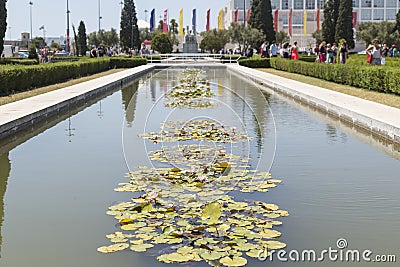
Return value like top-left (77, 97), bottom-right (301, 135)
top-left (220, 256), bottom-right (248, 267)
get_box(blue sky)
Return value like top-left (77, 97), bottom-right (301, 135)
top-left (6, 0), bottom-right (227, 40)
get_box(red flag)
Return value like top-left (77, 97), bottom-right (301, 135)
top-left (247, 8), bottom-right (251, 24)
top-left (274, 9), bottom-right (278, 31)
top-left (234, 9), bottom-right (238, 23)
top-left (352, 12), bottom-right (357, 28)
top-left (288, 9), bottom-right (292, 37)
top-left (316, 8), bottom-right (320, 31)
top-left (206, 9), bottom-right (210, 31)
top-left (163, 9), bottom-right (168, 33)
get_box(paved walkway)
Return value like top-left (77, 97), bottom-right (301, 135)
top-left (0, 65), bottom-right (155, 139)
top-left (227, 64), bottom-right (400, 143)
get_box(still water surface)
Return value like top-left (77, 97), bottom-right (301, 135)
top-left (0, 68), bottom-right (399, 267)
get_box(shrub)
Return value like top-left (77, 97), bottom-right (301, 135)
top-left (109, 57), bottom-right (147, 68)
top-left (238, 58), bottom-right (270, 68)
top-left (0, 58), bottom-right (38, 65)
top-left (0, 57), bottom-right (147, 96)
top-left (269, 57), bottom-right (400, 95)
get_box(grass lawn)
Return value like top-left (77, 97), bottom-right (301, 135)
top-left (258, 68), bottom-right (400, 109)
top-left (0, 68), bottom-right (125, 106)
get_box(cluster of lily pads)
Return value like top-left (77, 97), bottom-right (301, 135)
top-left (164, 68), bottom-right (215, 108)
top-left (140, 119), bottom-right (251, 144)
top-left (99, 68), bottom-right (288, 266)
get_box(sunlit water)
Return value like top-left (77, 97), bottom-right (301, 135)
top-left (0, 67), bottom-right (398, 267)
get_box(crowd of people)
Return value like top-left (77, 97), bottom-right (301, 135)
top-left (255, 38), bottom-right (399, 66)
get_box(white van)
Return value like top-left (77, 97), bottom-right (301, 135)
top-left (1, 45), bottom-right (14, 57)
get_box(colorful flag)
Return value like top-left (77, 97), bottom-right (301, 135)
top-left (192, 9), bottom-right (197, 34)
top-left (288, 8), bottom-right (293, 37)
top-left (218, 9), bottom-right (223, 30)
top-left (206, 9), bottom-right (210, 31)
top-left (316, 8), bottom-right (320, 31)
top-left (150, 9), bottom-right (155, 32)
top-left (274, 9), bottom-right (278, 31)
top-left (247, 8), bottom-right (251, 24)
top-left (179, 8), bottom-right (183, 37)
top-left (163, 9), bottom-right (168, 33)
top-left (352, 12), bottom-right (357, 28)
top-left (303, 10), bottom-right (307, 37)
top-left (234, 9), bottom-right (238, 23)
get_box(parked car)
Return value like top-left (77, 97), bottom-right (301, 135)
top-left (18, 50), bottom-right (29, 58)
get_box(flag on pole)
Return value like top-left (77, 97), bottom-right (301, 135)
top-left (274, 9), bottom-right (278, 31)
top-left (163, 9), bottom-right (168, 33)
top-left (234, 9), bottom-right (238, 23)
top-left (316, 8), bottom-right (320, 31)
top-left (218, 9), bottom-right (223, 30)
top-left (192, 9), bottom-right (197, 34)
top-left (288, 8), bottom-right (293, 37)
top-left (179, 8), bottom-right (183, 37)
top-left (150, 9), bottom-right (155, 32)
top-left (352, 12), bottom-right (357, 28)
top-left (206, 9), bottom-right (210, 31)
top-left (303, 10), bottom-right (307, 37)
top-left (247, 8), bottom-right (251, 24)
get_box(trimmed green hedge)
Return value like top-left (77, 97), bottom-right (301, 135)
top-left (270, 57), bottom-right (400, 95)
top-left (109, 57), bottom-right (147, 68)
top-left (238, 58), bottom-right (271, 68)
top-left (0, 57), bottom-right (147, 96)
top-left (0, 58), bottom-right (38, 65)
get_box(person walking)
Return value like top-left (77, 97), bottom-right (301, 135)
top-left (270, 41), bottom-right (278, 57)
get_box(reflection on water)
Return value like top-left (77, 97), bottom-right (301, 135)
top-left (0, 68), bottom-right (398, 266)
top-left (0, 152), bottom-right (10, 256)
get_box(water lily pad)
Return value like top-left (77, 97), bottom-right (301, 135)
top-left (130, 243), bottom-right (154, 252)
top-left (220, 256), bottom-right (248, 267)
top-left (202, 201), bottom-right (222, 224)
top-left (97, 243), bottom-right (129, 253)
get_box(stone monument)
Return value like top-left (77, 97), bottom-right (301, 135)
top-left (183, 26), bottom-right (198, 53)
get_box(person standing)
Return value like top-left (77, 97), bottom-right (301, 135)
top-left (270, 41), bottom-right (278, 57)
top-left (366, 39), bottom-right (382, 65)
top-left (291, 41), bottom-right (299, 60)
top-left (339, 42), bottom-right (348, 64)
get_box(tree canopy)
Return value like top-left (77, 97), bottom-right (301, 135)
top-left (249, 0), bottom-right (275, 43)
top-left (120, 0), bottom-right (140, 50)
top-left (77, 21), bottom-right (88, 56)
top-left (322, 0), bottom-right (336, 44)
top-left (335, 0), bottom-right (354, 48)
top-left (356, 22), bottom-right (398, 48)
top-left (199, 29), bottom-right (229, 53)
top-left (151, 33), bottom-right (172, 53)
top-left (0, 0), bottom-right (7, 56)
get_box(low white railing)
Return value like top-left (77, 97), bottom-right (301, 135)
top-left (147, 53), bottom-right (245, 64)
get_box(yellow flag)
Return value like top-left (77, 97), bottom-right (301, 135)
top-left (179, 8), bottom-right (184, 37)
top-left (218, 9), bottom-right (223, 30)
top-left (303, 10), bottom-right (307, 37)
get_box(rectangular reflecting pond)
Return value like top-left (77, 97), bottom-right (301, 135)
top-left (0, 67), bottom-right (399, 267)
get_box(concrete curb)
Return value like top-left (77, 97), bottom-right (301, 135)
top-left (0, 65), bottom-right (155, 139)
top-left (227, 64), bottom-right (400, 144)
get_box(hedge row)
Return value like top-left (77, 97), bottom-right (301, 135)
top-left (0, 58), bottom-right (38, 65)
top-left (109, 57), bottom-right (147, 68)
top-left (0, 57), bottom-right (147, 96)
top-left (270, 58), bottom-right (400, 95)
top-left (238, 58), bottom-right (271, 68)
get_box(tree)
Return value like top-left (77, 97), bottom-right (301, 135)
top-left (0, 0), bottom-right (6, 56)
top-left (275, 30), bottom-right (290, 44)
top-left (312, 29), bottom-right (323, 44)
top-left (200, 29), bottom-right (229, 52)
top-left (335, 0), bottom-right (354, 48)
top-left (322, 0), bottom-right (335, 44)
top-left (157, 20), bottom-right (163, 32)
top-left (151, 33), bottom-right (172, 53)
top-left (28, 45), bottom-right (37, 60)
top-left (72, 24), bottom-right (79, 56)
top-left (88, 31), bottom-right (100, 47)
top-left (394, 9), bottom-right (400, 35)
top-left (77, 21), bottom-right (88, 56)
top-left (120, 0), bottom-right (140, 50)
top-left (356, 22), bottom-right (398, 48)
top-left (103, 28), bottom-right (119, 47)
top-left (249, 0), bottom-right (275, 43)
top-left (170, 19), bottom-right (178, 35)
top-left (32, 37), bottom-right (45, 48)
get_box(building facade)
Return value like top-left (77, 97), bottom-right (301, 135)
top-left (224, 0), bottom-right (400, 49)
